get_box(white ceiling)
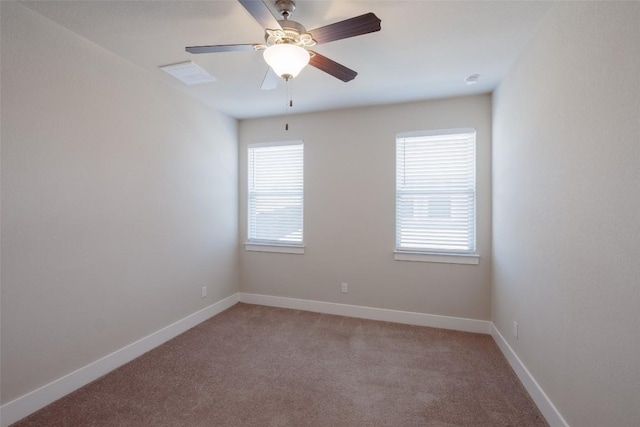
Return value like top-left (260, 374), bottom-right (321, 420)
top-left (21, 1), bottom-right (552, 119)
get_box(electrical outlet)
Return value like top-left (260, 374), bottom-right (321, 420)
top-left (201, 286), bottom-right (207, 298)
top-left (513, 321), bottom-right (518, 339)
top-left (341, 282), bottom-right (348, 293)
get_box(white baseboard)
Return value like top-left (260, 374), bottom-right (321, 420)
top-left (0, 293), bottom-right (239, 427)
top-left (3, 293), bottom-right (565, 427)
top-left (238, 293), bottom-right (492, 334)
top-left (491, 324), bottom-right (569, 427)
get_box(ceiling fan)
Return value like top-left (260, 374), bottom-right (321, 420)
top-left (186, 0), bottom-right (381, 87)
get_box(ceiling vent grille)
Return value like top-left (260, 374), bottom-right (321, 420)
top-left (160, 61), bottom-right (216, 86)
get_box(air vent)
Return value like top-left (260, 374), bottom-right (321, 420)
top-left (160, 61), bottom-right (216, 86)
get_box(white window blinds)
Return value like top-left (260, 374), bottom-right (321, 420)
top-left (396, 129), bottom-right (476, 254)
top-left (248, 141), bottom-right (303, 245)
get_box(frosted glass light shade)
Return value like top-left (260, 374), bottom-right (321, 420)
top-left (263, 44), bottom-right (310, 80)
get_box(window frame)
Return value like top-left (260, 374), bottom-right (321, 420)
top-left (394, 128), bottom-right (479, 265)
top-left (245, 140), bottom-right (305, 254)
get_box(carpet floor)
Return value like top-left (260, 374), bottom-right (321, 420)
top-left (12, 303), bottom-right (547, 426)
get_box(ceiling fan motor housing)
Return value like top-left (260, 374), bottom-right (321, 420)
top-left (265, 19), bottom-right (316, 49)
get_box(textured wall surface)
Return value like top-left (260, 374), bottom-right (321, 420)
top-left (492, 3), bottom-right (640, 426)
top-left (1, 2), bottom-right (239, 403)
top-left (240, 95), bottom-right (492, 321)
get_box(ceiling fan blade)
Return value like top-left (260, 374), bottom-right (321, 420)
top-left (186, 44), bottom-right (257, 54)
top-left (309, 52), bottom-right (357, 82)
top-left (260, 67), bottom-right (280, 90)
top-left (308, 13), bottom-right (381, 45)
top-left (238, 0), bottom-right (282, 30)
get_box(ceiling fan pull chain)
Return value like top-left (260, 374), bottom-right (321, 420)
top-left (289, 79), bottom-right (294, 108)
top-left (284, 78), bottom-right (289, 131)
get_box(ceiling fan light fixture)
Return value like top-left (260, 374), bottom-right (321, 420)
top-left (263, 43), bottom-right (310, 80)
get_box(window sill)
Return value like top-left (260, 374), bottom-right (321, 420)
top-left (244, 243), bottom-right (305, 254)
top-left (394, 251), bottom-right (479, 265)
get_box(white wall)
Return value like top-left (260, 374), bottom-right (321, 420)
top-left (239, 95), bottom-right (492, 320)
top-left (0, 2), bottom-right (238, 403)
top-left (492, 2), bottom-right (640, 426)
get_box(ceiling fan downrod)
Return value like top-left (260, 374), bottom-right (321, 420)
top-left (275, 0), bottom-right (296, 20)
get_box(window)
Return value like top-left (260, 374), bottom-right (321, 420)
top-left (247, 141), bottom-right (304, 253)
top-left (395, 129), bottom-right (478, 264)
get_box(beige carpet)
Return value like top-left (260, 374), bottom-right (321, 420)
top-left (13, 303), bottom-right (547, 426)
